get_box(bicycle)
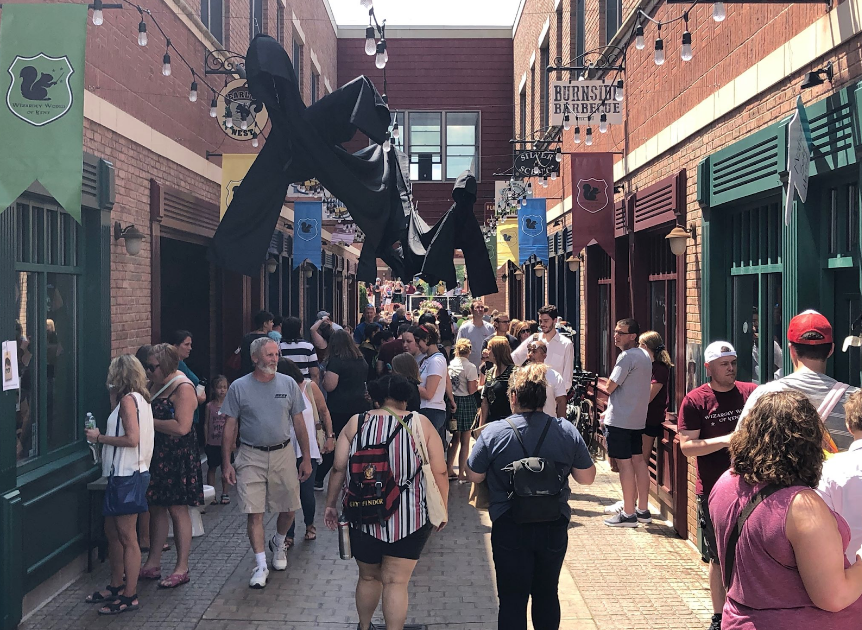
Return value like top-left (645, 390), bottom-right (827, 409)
top-left (567, 368), bottom-right (604, 460)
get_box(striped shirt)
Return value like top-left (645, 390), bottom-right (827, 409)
top-left (348, 412), bottom-right (427, 543)
top-left (279, 339), bottom-right (319, 378)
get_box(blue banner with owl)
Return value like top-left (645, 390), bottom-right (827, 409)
top-left (293, 201), bottom-right (322, 269)
top-left (518, 198), bottom-right (548, 265)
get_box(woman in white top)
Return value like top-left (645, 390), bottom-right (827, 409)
top-left (413, 324), bottom-right (455, 448)
top-left (447, 339), bottom-right (479, 481)
top-left (278, 359), bottom-right (335, 547)
top-left (84, 354), bottom-right (154, 615)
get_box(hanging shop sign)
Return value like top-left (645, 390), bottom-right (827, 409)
top-left (518, 198), bottom-right (549, 265)
top-left (0, 3), bottom-right (88, 222)
top-left (220, 154), bottom-right (256, 219)
top-left (571, 152), bottom-right (615, 259)
top-left (217, 78), bottom-right (268, 141)
top-left (514, 150), bottom-right (559, 178)
top-left (550, 80), bottom-right (622, 126)
top-left (784, 95), bottom-right (812, 225)
top-left (293, 201), bottom-right (323, 268)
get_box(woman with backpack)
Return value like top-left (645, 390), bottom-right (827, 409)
top-left (466, 363), bottom-right (596, 630)
top-left (323, 375), bottom-right (449, 630)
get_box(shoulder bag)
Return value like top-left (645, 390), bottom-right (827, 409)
top-left (411, 413), bottom-right (447, 527)
top-left (103, 394), bottom-right (151, 516)
top-left (722, 483), bottom-right (781, 589)
top-left (304, 381), bottom-right (326, 453)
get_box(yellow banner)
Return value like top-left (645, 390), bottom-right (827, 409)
top-left (220, 154), bottom-right (257, 219)
top-left (496, 219), bottom-right (519, 268)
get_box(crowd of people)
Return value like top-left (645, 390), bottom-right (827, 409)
top-left (81, 298), bottom-right (862, 630)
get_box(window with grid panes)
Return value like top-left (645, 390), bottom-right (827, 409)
top-left (605, 0), bottom-right (621, 44)
top-left (644, 231), bottom-right (677, 411)
top-left (446, 112), bottom-right (478, 179)
top-left (14, 199), bottom-right (82, 466)
top-left (200, 0), bottom-right (223, 43)
top-left (728, 201), bottom-right (783, 385)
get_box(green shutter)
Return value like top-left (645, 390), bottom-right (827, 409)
top-left (708, 126), bottom-right (783, 206)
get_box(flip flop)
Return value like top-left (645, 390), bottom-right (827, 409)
top-left (158, 572), bottom-right (190, 589)
top-left (220, 494), bottom-right (231, 504)
top-left (304, 525), bottom-right (317, 541)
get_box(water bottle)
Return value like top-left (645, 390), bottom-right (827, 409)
top-left (337, 513), bottom-right (352, 560)
top-left (85, 412), bottom-right (100, 465)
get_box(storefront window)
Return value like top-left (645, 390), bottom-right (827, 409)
top-left (445, 112), bottom-right (478, 180)
top-left (14, 200), bottom-right (82, 466)
top-left (649, 279), bottom-right (676, 410)
top-left (598, 283), bottom-right (611, 377)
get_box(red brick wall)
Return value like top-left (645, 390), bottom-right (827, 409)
top-left (337, 35), bottom-right (514, 225)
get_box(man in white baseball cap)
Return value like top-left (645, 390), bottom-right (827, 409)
top-left (676, 341), bottom-right (757, 630)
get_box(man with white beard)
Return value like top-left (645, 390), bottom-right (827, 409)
top-left (221, 337), bottom-right (312, 589)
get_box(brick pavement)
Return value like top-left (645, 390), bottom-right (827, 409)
top-left (22, 462), bottom-right (712, 630)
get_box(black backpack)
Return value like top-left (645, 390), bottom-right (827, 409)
top-left (343, 413), bottom-right (417, 525)
top-left (502, 416), bottom-right (567, 524)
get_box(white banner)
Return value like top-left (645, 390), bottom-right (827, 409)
top-left (550, 80), bottom-right (623, 126)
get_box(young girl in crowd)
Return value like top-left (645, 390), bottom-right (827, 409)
top-left (204, 376), bottom-right (231, 505)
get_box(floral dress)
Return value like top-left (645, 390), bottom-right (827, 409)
top-left (146, 382), bottom-right (204, 507)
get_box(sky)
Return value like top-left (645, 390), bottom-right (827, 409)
top-left (328, 0), bottom-right (522, 27)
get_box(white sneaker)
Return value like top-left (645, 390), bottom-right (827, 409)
top-left (603, 500), bottom-right (624, 514)
top-left (269, 535), bottom-right (288, 571)
top-left (249, 565), bottom-right (269, 589)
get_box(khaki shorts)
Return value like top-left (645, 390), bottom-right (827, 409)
top-left (234, 443), bottom-right (301, 514)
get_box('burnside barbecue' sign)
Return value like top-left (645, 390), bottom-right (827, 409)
top-left (550, 80), bottom-right (623, 127)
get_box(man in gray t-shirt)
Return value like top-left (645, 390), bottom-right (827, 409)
top-left (603, 318), bottom-right (654, 528)
top-left (457, 300), bottom-right (495, 369)
top-left (220, 337), bottom-right (312, 588)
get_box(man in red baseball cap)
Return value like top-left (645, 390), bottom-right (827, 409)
top-left (734, 310), bottom-right (856, 450)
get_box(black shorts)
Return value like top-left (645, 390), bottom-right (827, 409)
top-left (643, 423), bottom-right (663, 438)
top-left (205, 445), bottom-right (230, 469)
top-left (603, 425), bottom-right (643, 459)
top-left (697, 494), bottom-right (719, 561)
top-left (350, 522), bottom-right (433, 565)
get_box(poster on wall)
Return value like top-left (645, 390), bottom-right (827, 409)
top-left (685, 342), bottom-right (703, 393)
top-left (2, 340), bottom-right (19, 391)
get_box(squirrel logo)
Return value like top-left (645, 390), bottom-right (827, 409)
top-left (503, 233), bottom-right (513, 242)
top-left (300, 221), bottom-right (314, 234)
top-left (582, 183), bottom-right (600, 201)
top-left (525, 217), bottom-right (538, 230)
top-left (18, 65), bottom-right (63, 101)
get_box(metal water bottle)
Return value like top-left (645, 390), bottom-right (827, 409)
top-left (337, 513), bottom-right (352, 560)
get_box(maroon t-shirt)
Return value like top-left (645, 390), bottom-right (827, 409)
top-left (678, 381), bottom-right (758, 496)
top-left (645, 361), bottom-right (670, 427)
top-left (377, 338), bottom-right (406, 372)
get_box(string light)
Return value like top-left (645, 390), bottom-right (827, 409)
top-left (635, 22), bottom-right (645, 50)
top-left (92, 0), bottom-right (104, 25)
top-left (189, 78), bottom-right (198, 102)
top-left (240, 109), bottom-right (248, 129)
top-left (137, 19), bottom-right (147, 46)
top-left (162, 51), bottom-right (171, 76)
top-left (392, 122), bottom-right (400, 139)
top-left (713, 2), bottom-right (726, 22)
top-left (365, 26), bottom-right (376, 55)
top-left (550, 171), bottom-right (557, 181)
top-left (681, 13), bottom-right (693, 61)
top-left (252, 132), bottom-right (259, 148)
top-left (599, 113), bottom-right (608, 134)
top-left (375, 40), bottom-right (387, 69)
top-left (209, 96), bottom-right (218, 117)
top-left (563, 113), bottom-right (571, 131)
top-left (615, 80), bottom-right (624, 102)
top-left (224, 105), bottom-right (233, 128)
top-left (555, 147), bottom-right (562, 163)
top-left (574, 126), bottom-right (581, 144)
top-left (383, 138), bottom-right (391, 151)
top-left (654, 24), bottom-right (665, 66)
top-left (585, 126), bottom-right (593, 146)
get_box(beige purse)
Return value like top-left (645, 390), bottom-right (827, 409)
top-left (412, 414), bottom-right (448, 527)
top-left (304, 382), bottom-right (326, 452)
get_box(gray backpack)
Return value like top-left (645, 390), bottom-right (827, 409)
top-left (502, 416), bottom-right (566, 524)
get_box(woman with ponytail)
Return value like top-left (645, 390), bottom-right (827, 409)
top-left (639, 331), bottom-right (673, 461)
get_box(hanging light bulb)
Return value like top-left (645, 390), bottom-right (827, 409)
top-left (681, 31), bottom-right (693, 61)
top-left (360, 0), bottom-right (373, 8)
top-left (383, 44), bottom-right (389, 65)
top-left (551, 171), bottom-right (557, 181)
top-left (654, 37), bottom-right (665, 66)
top-left (92, 0), bottom-right (104, 25)
top-left (574, 126), bottom-right (581, 144)
top-left (526, 182), bottom-right (533, 194)
top-left (138, 20), bottom-right (148, 46)
top-left (383, 138), bottom-right (391, 152)
top-left (209, 97), bottom-right (218, 117)
top-left (375, 40), bottom-right (386, 69)
top-left (392, 123), bottom-right (400, 139)
top-left (224, 105), bottom-right (233, 128)
top-left (577, 71), bottom-right (585, 82)
top-left (713, 2), bottom-right (726, 22)
top-left (541, 177), bottom-right (548, 188)
top-left (563, 113), bottom-right (571, 131)
top-left (162, 52), bottom-right (172, 76)
top-left (635, 23), bottom-right (645, 50)
top-left (555, 147), bottom-right (562, 163)
top-left (189, 80), bottom-right (198, 102)
top-left (252, 132), bottom-right (259, 148)
top-left (521, 197), bottom-right (528, 207)
top-left (365, 26), bottom-right (376, 55)
top-left (585, 127), bottom-right (593, 146)
top-left (599, 113), bottom-right (608, 133)
top-left (533, 166), bottom-right (540, 175)
top-left (615, 80), bottom-right (624, 102)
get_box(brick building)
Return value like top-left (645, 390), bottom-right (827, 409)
top-left (513, 0), bottom-right (862, 547)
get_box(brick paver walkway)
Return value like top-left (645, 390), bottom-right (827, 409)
top-left (22, 462), bottom-right (712, 630)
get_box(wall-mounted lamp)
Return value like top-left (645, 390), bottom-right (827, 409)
top-left (534, 261), bottom-right (546, 278)
top-left (666, 224), bottom-right (695, 257)
top-left (265, 256), bottom-right (278, 274)
top-left (113, 221), bottom-right (145, 256)
top-left (566, 253), bottom-right (583, 272)
top-left (801, 61), bottom-right (833, 90)
top-left (304, 265), bottom-right (315, 279)
top-left (513, 267), bottom-right (524, 280)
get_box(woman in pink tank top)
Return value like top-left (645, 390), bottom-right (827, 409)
top-left (710, 390), bottom-right (862, 629)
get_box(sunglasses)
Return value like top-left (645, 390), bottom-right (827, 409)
top-left (145, 363), bottom-right (159, 372)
